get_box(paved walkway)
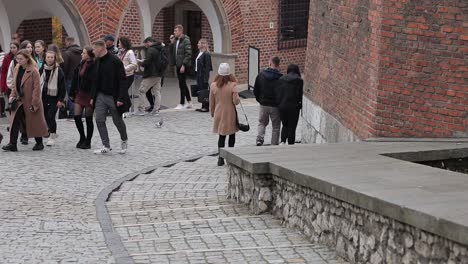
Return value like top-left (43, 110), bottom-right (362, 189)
top-left (107, 156), bottom-right (347, 263)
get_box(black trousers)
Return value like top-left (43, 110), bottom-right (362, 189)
top-left (280, 108), bottom-right (300, 145)
top-left (10, 105), bottom-right (42, 145)
top-left (43, 99), bottom-right (58, 133)
top-left (177, 67), bottom-right (191, 104)
top-left (218, 134), bottom-right (236, 148)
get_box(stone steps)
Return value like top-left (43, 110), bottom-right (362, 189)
top-left (106, 155), bottom-right (347, 263)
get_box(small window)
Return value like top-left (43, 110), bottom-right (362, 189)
top-left (278, 0), bottom-right (310, 50)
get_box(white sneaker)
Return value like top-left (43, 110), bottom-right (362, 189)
top-left (119, 140), bottom-right (128, 154)
top-left (184, 102), bottom-right (193, 109)
top-left (94, 147), bottom-right (112, 155)
top-left (133, 111), bottom-right (146, 116)
top-left (174, 104), bottom-right (184, 110)
top-left (46, 133), bottom-right (56, 146)
top-left (151, 110), bottom-right (160, 116)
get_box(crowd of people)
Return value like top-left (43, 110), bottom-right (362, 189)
top-left (0, 24), bottom-right (303, 165)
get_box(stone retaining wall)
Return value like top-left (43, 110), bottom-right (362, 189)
top-left (227, 164), bottom-right (468, 264)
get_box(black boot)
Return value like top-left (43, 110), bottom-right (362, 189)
top-left (3, 143), bottom-right (18, 152)
top-left (217, 157), bottom-right (225, 166)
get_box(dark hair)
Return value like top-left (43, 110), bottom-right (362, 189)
top-left (0, 44), bottom-right (3, 53)
top-left (83, 46), bottom-right (95, 59)
top-left (119, 36), bottom-right (132, 50)
top-left (214, 74), bottom-right (237, 88)
top-left (93, 40), bottom-right (106, 47)
top-left (65, 37), bottom-right (75, 43)
top-left (287, 64), bottom-right (300, 75)
top-left (143, 36), bottom-right (155, 43)
top-left (34, 40), bottom-right (47, 58)
top-left (174, 24), bottom-right (184, 31)
top-left (19, 40), bottom-right (32, 50)
top-left (271, 56), bottom-right (280, 67)
top-left (9, 42), bottom-right (20, 55)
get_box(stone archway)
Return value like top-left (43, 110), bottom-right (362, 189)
top-left (138, 0), bottom-right (231, 53)
top-left (0, 0), bottom-right (89, 46)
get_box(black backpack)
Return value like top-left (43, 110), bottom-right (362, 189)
top-left (154, 46), bottom-right (169, 74)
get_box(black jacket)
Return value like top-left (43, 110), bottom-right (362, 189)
top-left (91, 53), bottom-right (131, 114)
top-left (69, 60), bottom-right (95, 98)
top-left (196, 52), bottom-right (212, 84)
top-left (41, 67), bottom-right (66, 102)
top-left (63, 45), bottom-right (83, 81)
top-left (142, 42), bottom-right (164, 78)
top-left (173, 35), bottom-right (192, 68)
top-left (275, 73), bottom-right (303, 110)
top-left (253, 68), bottom-right (283, 106)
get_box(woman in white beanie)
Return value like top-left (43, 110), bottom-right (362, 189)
top-left (210, 63), bottom-right (240, 166)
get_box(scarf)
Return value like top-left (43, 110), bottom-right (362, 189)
top-left (41, 64), bottom-right (59, 96)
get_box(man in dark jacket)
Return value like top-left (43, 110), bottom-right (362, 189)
top-left (62, 37), bottom-right (83, 118)
top-left (104, 35), bottom-right (119, 56)
top-left (135, 37), bottom-right (165, 115)
top-left (172, 25), bottom-right (192, 109)
top-left (253, 56), bottom-right (283, 146)
top-left (91, 40), bottom-right (130, 155)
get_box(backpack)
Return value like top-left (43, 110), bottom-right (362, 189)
top-left (154, 46), bottom-right (169, 74)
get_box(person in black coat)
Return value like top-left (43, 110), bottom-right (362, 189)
top-left (275, 64), bottom-right (303, 145)
top-left (69, 46), bottom-right (96, 149)
top-left (195, 39), bottom-right (212, 112)
top-left (91, 40), bottom-right (130, 155)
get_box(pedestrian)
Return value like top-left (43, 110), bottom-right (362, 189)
top-left (0, 43), bottom-right (7, 118)
top-left (209, 63), bottom-right (240, 166)
top-left (195, 38), bottom-right (212, 113)
top-left (135, 37), bottom-right (165, 116)
top-left (172, 25), bottom-right (193, 109)
top-left (253, 56), bottom-right (282, 146)
top-left (41, 51), bottom-right (66, 146)
top-left (62, 37), bottom-right (83, 119)
top-left (2, 49), bottom-right (48, 152)
top-left (118, 36), bottom-right (138, 113)
top-left (34, 40), bottom-right (47, 73)
top-left (1, 41), bottom-right (19, 116)
top-left (47, 43), bottom-right (65, 67)
top-left (104, 35), bottom-right (119, 56)
top-left (91, 40), bottom-right (130, 155)
top-left (275, 64), bottom-right (303, 145)
top-left (69, 46), bottom-right (96, 149)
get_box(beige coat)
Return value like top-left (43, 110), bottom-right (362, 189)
top-left (10, 64), bottom-right (48, 138)
top-left (210, 81), bottom-right (240, 136)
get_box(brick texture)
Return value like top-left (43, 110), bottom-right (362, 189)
top-left (17, 18), bottom-right (54, 45)
top-left (119, 0), bottom-right (142, 44)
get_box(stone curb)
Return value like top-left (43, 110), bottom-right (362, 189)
top-left (95, 151), bottom-right (218, 264)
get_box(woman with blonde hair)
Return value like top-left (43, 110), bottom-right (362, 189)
top-left (209, 63), bottom-right (240, 166)
top-left (2, 49), bottom-right (48, 152)
top-left (195, 38), bottom-right (212, 112)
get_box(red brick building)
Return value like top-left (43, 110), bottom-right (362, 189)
top-left (0, 0), bottom-right (465, 139)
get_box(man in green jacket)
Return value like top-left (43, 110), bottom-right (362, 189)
top-left (172, 25), bottom-right (193, 109)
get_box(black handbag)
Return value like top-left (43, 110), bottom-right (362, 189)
top-left (190, 84), bottom-right (199, 97)
top-left (197, 89), bottom-right (210, 104)
top-left (236, 101), bottom-right (250, 132)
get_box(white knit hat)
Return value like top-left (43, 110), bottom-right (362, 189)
top-left (218, 63), bottom-right (231, 76)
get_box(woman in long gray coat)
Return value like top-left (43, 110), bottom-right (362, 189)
top-left (2, 49), bottom-right (48, 152)
top-left (210, 63), bottom-right (240, 166)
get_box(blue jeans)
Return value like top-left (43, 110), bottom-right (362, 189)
top-left (66, 80), bottom-right (74, 117)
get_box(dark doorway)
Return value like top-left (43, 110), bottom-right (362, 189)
top-left (184, 10), bottom-right (202, 77)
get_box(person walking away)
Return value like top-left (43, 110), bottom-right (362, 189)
top-left (91, 40), bottom-right (130, 155)
top-left (253, 56), bottom-right (282, 146)
top-left (118, 36), bottom-right (138, 114)
top-left (62, 37), bottom-right (83, 119)
top-left (2, 49), bottom-right (48, 152)
top-left (34, 40), bottom-right (47, 74)
top-left (69, 46), bottom-right (96, 149)
top-left (104, 35), bottom-right (119, 56)
top-left (136, 37), bottom-right (166, 115)
top-left (172, 25), bottom-right (193, 109)
top-left (41, 51), bottom-right (66, 146)
top-left (275, 64), bottom-right (303, 145)
top-left (1, 42), bottom-right (19, 116)
top-left (210, 63), bottom-right (240, 166)
top-left (195, 39), bottom-right (212, 113)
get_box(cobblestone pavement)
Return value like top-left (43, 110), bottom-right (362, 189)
top-left (107, 156), bottom-right (347, 263)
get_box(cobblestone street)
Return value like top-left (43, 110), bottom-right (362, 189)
top-left (0, 101), bottom-right (346, 263)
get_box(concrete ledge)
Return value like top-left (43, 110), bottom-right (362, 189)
top-left (221, 142), bottom-right (468, 263)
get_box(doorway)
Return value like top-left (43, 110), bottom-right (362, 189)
top-left (184, 10), bottom-right (202, 77)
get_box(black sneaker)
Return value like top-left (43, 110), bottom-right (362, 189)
top-left (217, 157), bottom-right (225, 166)
top-left (32, 143), bottom-right (44, 151)
top-left (21, 137), bottom-right (28, 145)
top-left (2, 143), bottom-right (18, 152)
top-left (0, 133), bottom-right (3, 144)
top-left (76, 139), bottom-right (85, 149)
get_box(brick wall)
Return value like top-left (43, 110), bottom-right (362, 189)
top-left (17, 18), bottom-right (54, 45)
top-left (152, 7), bottom-right (175, 44)
top-left (304, 0), bottom-right (379, 139)
top-left (201, 13), bottom-right (214, 51)
top-left (375, 1), bottom-right (467, 137)
top-left (119, 0), bottom-right (142, 45)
